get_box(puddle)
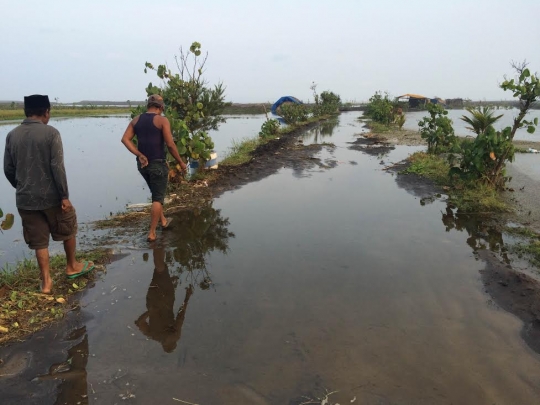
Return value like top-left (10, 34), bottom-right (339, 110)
top-left (2, 113), bottom-right (540, 404)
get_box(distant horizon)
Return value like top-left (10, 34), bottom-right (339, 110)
top-left (0, 96), bottom-right (532, 105)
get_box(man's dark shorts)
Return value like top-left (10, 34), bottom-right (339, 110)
top-left (138, 160), bottom-right (168, 205)
top-left (18, 206), bottom-right (78, 250)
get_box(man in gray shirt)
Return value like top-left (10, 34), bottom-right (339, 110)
top-left (3, 95), bottom-right (94, 293)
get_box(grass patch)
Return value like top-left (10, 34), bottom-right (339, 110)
top-left (220, 137), bottom-right (261, 166)
top-left (510, 240), bottom-right (540, 267)
top-left (0, 107), bottom-right (129, 121)
top-left (504, 226), bottom-right (540, 239)
top-left (403, 151), bottom-right (450, 184)
top-left (402, 151), bottom-right (509, 213)
top-left (0, 249), bottom-right (110, 343)
top-left (368, 121), bottom-right (393, 133)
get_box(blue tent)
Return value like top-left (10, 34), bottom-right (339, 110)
top-left (271, 96), bottom-right (302, 116)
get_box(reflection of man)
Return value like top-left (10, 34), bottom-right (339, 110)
top-left (135, 247), bottom-right (193, 353)
top-left (3, 95), bottom-right (94, 294)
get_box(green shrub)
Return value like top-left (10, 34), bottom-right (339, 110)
top-left (418, 103), bottom-right (457, 154)
top-left (259, 119), bottom-right (280, 138)
top-left (365, 91), bottom-right (396, 125)
top-left (280, 103), bottom-right (310, 125)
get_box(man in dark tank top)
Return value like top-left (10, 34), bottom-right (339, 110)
top-left (121, 95), bottom-right (187, 242)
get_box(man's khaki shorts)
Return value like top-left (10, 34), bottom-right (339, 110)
top-left (18, 206), bottom-right (78, 250)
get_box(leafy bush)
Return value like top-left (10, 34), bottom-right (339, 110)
top-left (365, 91), bottom-right (396, 125)
top-left (259, 119), bottom-right (280, 138)
top-left (454, 125), bottom-right (514, 184)
top-left (418, 103), bottom-right (457, 154)
top-left (134, 42), bottom-right (227, 165)
top-left (453, 62), bottom-right (540, 188)
top-left (280, 103), bottom-right (310, 125)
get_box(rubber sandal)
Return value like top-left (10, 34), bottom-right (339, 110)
top-left (66, 261), bottom-right (95, 279)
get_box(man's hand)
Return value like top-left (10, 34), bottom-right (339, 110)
top-left (138, 154), bottom-right (149, 168)
top-left (61, 199), bottom-right (74, 213)
top-left (178, 161), bottom-right (188, 174)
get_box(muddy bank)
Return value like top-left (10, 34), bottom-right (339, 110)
top-left (479, 249), bottom-right (540, 354)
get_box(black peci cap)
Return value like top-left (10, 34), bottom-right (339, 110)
top-left (24, 95), bottom-right (51, 110)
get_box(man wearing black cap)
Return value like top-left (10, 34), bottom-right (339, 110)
top-left (3, 95), bottom-right (94, 293)
top-left (121, 94), bottom-right (187, 242)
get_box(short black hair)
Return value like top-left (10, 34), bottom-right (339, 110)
top-left (24, 107), bottom-right (49, 117)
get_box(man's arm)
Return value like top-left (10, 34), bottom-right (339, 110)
top-left (121, 117), bottom-right (148, 167)
top-left (50, 132), bottom-right (71, 208)
top-left (3, 134), bottom-right (17, 188)
top-left (161, 117), bottom-right (187, 171)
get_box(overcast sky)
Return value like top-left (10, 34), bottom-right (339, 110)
top-left (1, 0), bottom-right (539, 104)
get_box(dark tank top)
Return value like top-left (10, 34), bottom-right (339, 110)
top-left (133, 113), bottom-right (165, 161)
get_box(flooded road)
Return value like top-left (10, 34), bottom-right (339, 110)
top-left (2, 113), bottom-right (540, 404)
top-left (0, 114), bottom-right (265, 264)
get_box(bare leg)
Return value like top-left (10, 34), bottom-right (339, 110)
top-left (160, 210), bottom-right (167, 227)
top-left (36, 248), bottom-right (52, 293)
top-left (64, 237), bottom-right (91, 275)
top-left (148, 202), bottom-right (162, 241)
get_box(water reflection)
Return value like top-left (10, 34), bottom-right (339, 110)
top-left (441, 206), bottom-right (507, 259)
top-left (136, 205), bottom-right (234, 352)
top-left (136, 248), bottom-right (193, 353)
top-left (302, 118), bottom-right (339, 143)
top-left (54, 330), bottom-right (89, 405)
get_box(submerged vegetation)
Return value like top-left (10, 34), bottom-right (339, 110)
top-left (0, 249), bottom-right (110, 343)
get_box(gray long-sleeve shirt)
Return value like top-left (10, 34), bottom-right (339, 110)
top-left (3, 118), bottom-right (69, 210)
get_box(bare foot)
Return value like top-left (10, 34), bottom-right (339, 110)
top-left (66, 260), bottom-right (94, 277)
top-left (40, 277), bottom-right (53, 294)
top-left (147, 232), bottom-right (157, 242)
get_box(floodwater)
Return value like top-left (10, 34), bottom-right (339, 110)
top-left (403, 108), bottom-right (540, 141)
top-left (0, 114), bottom-right (266, 264)
top-left (2, 113), bottom-right (540, 404)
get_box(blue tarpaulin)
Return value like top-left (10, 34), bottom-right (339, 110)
top-left (271, 96), bottom-right (302, 115)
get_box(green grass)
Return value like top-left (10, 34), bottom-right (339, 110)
top-left (368, 121), bottom-right (393, 133)
top-left (404, 152), bottom-right (450, 184)
top-left (403, 151), bottom-right (509, 213)
top-left (510, 240), bottom-right (540, 267)
top-left (0, 249), bottom-right (110, 343)
top-left (504, 226), bottom-right (540, 239)
top-left (220, 137), bottom-right (261, 166)
top-left (0, 107), bottom-right (130, 121)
